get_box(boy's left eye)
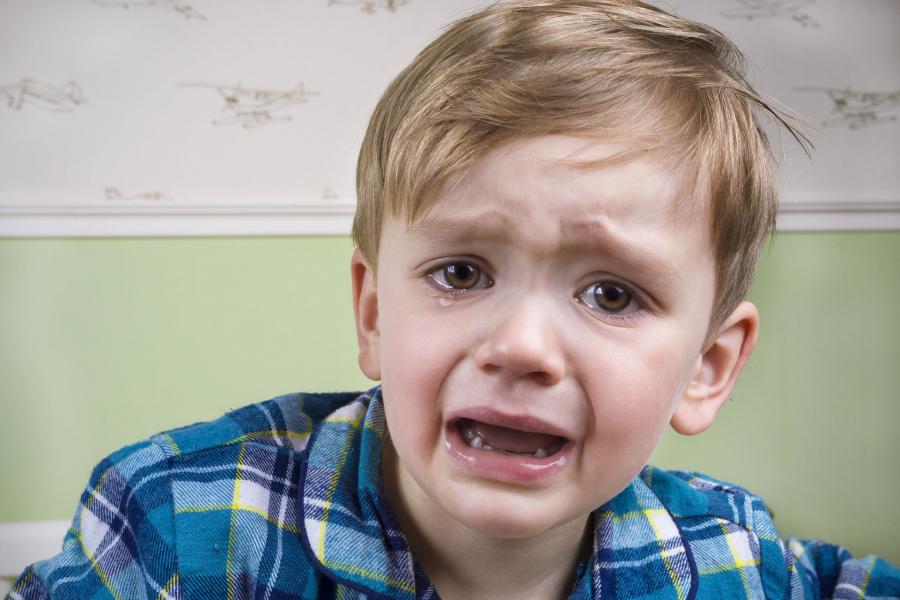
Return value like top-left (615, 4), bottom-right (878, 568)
top-left (577, 280), bottom-right (639, 315)
top-left (427, 262), bottom-right (493, 292)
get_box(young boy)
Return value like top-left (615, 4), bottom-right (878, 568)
top-left (8, 1), bottom-right (899, 599)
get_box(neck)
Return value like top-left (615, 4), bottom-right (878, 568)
top-left (382, 441), bottom-right (592, 600)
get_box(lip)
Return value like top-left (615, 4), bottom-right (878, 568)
top-left (442, 408), bottom-right (573, 484)
top-left (446, 406), bottom-right (572, 439)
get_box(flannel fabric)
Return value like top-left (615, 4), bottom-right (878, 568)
top-left (7, 388), bottom-right (899, 599)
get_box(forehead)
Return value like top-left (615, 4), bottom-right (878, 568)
top-left (402, 135), bottom-right (711, 261)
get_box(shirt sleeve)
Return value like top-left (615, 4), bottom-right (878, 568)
top-left (787, 538), bottom-right (900, 599)
top-left (4, 439), bottom-right (179, 600)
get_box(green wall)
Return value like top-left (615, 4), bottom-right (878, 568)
top-left (1, 233), bottom-right (898, 564)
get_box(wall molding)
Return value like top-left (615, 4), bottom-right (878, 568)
top-left (777, 200), bottom-right (900, 232)
top-left (0, 520), bottom-right (70, 579)
top-left (0, 203), bottom-right (357, 238)
top-left (0, 200), bottom-right (898, 237)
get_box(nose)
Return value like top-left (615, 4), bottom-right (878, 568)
top-left (472, 299), bottom-right (566, 386)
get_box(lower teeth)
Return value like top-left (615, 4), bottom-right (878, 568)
top-left (464, 434), bottom-right (550, 457)
top-left (460, 422), bottom-right (555, 458)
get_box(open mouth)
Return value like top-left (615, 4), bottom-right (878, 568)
top-left (455, 418), bottom-right (568, 459)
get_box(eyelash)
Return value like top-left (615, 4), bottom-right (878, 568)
top-left (424, 261), bottom-right (647, 322)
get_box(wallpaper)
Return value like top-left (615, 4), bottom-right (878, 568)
top-left (0, 0), bottom-right (897, 234)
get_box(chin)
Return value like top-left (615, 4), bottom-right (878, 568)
top-left (442, 484), bottom-right (572, 540)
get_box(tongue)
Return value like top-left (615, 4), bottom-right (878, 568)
top-left (461, 419), bottom-right (564, 454)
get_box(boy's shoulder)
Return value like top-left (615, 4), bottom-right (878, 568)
top-left (13, 390), bottom-right (372, 600)
top-left (148, 389), bottom-right (367, 459)
top-left (92, 389), bottom-right (368, 483)
top-left (71, 389), bottom-right (360, 476)
top-left (598, 466), bottom-right (793, 599)
top-left (627, 468), bottom-right (899, 599)
top-left (638, 466), bottom-right (773, 530)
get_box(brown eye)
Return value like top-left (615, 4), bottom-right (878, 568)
top-left (443, 263), bottom-right (481, 289)
top-left (428, 262), bottom-right (491, 292)
top-left (578, 281), bottom-right (635, 314)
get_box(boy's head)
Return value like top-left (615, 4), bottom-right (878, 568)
top-left (354, 0), bottom-right (799, 340)
top-left (350, 0), bottom-right (798, 541)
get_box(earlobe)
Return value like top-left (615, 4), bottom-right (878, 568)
top-left (670, 301), bottom-right (759, 436)
top-left (350, 248), bottom-right (382, 381)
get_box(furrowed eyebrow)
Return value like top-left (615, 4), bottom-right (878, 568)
top-left (407, 211), bottom-right (515, 246)
top-left (558, 217), bottom-right (682, 287)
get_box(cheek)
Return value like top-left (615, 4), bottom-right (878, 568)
top-left (378, 286), bottom-right (477, 389)
top-left (584, 333), bottom-right (694, 447)
top-left (380, 308), bottom-right (454, 394)
top-left (379, 306), bottom-right (461, 457)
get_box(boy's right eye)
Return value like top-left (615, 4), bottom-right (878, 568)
top-left (427, 262), bottom-right (493, 292)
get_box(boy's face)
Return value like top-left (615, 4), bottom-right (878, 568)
top-left (354, 135), bottom-right (746, 540)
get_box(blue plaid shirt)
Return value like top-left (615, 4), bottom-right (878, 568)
top-left (7, 388), bottom-right (899, 599)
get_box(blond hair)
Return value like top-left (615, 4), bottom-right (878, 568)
top-left (353, 0), bottom-right (804, 340)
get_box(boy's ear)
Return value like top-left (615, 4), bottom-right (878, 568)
top-left (351, 248), bottom-right (382, 381)
top-left (670, 301), bottom-right (759, 436)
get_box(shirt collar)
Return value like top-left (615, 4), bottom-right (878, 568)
top-left (298, 388), bottom-right (695, 600)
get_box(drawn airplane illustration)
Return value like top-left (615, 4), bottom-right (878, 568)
top-left (105, 188), bottom-right (173, 202)
top-left (0, 79), bottom-right (85, 112)
top-left (327, 0), bottom-right (410, 13)
top-left (93, 0), bottom-right (205, 21)
top-left (721, 0), bottom-right (818, 27)
top-left (179, 82), bottom-right (318, 128)
top-left (797, 86), bottom-right (900, 129)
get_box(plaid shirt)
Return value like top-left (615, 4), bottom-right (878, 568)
top-left (7, 388), bottom-right (899, 599)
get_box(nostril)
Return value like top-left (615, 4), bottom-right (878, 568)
top-left (481, 363), bottom-right (502, 375)
top-left (529, 371), bottom-right (555, 387)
